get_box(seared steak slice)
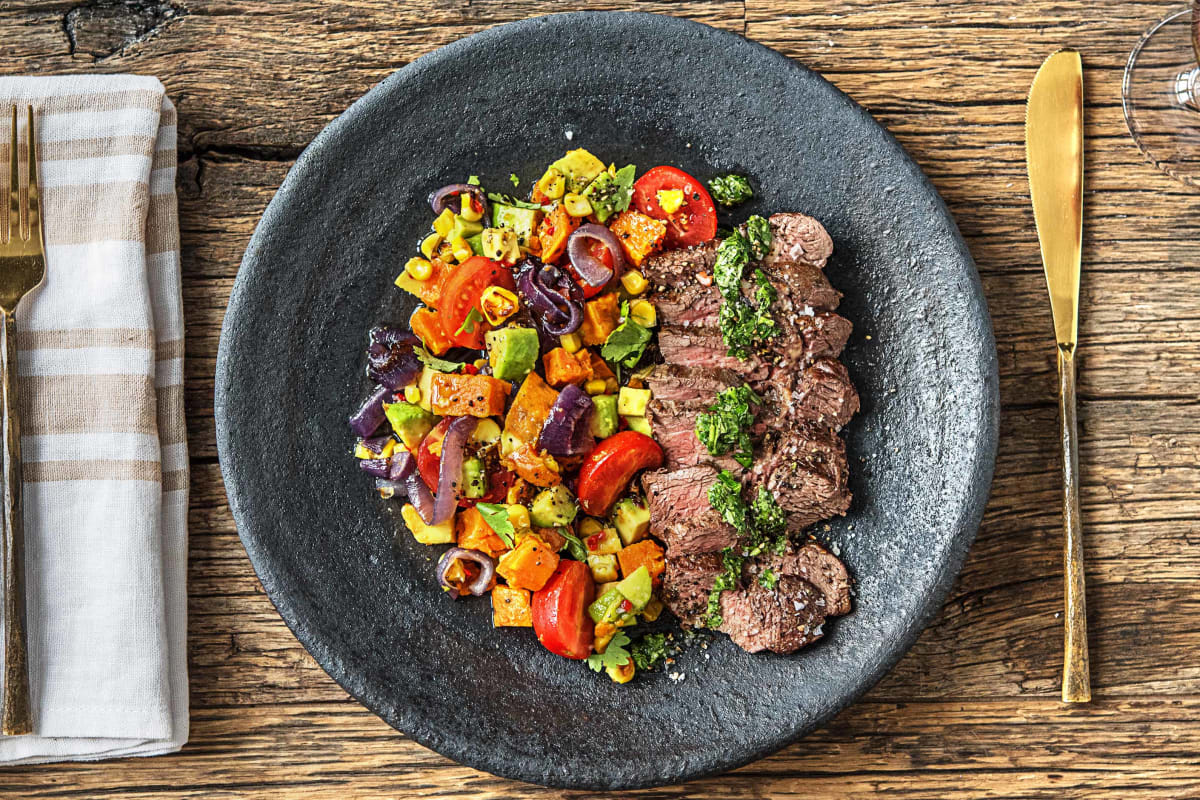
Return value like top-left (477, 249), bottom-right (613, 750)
top-left (718, 575), bottom-right (827, 653)
top-left (645, 363), bottom-right (741, 406)
top-left (642, 466), bottom-right (739, 555)
top-left (759, 358), bottom-right (860, 431)
top-left (648, 400), bottom-right (742, 471)
top-left (654, 283), bottom-right (722, 329)
top-left (751, 426), bottom-right (851, 529)
top-left (767, 262), bottom-right (842, 313)
top-left (761, 212), bottom-right (834, 271)
top-left (642, 241), bottom-right (718, 288)
top-left (773, 311), bottom-right (853, 368)
top-left (656, 326), bottom-right (771, 380)
top-left (662, 552), bottom-right (724, 628)
top-left (758, 541), bottom-right (852, 617)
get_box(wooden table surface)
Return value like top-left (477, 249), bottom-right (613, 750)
top-left (3, 1), bottom-right (1200, 797)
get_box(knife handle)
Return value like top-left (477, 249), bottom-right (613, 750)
top-left (1059, 345), bottom-right (1091, 703)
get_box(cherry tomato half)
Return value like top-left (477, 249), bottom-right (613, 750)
top-left (441, 256), bottom-right (517, 349)
top-left (416, 418), bottom-right (513, 507)
top-left (575, 431), bottom-right (665, 516)
top-left (532, 560), bottom-right (596, 659)
top-left (632, 166), bottom-right (718, 248)
top-left (564, 240), bottom-right (615, 299)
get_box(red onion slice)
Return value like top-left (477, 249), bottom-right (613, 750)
top-left (436, 547), bottom-right (497, 599)
top-left (538, 384), bottom-right (596, 457)
top-left (567, 223), bottom-right (626, 287)
top-left (349, 384), bottom-right (390, 437)
top-left (516, 259), bottom-right (584, 336)
top-left (425, 415), bottom-right (478, 525)
top-left (429, 183), bottom-right (488, 218)
top-left (358, 457), bottom-right (392, 478)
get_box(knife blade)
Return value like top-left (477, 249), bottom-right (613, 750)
top-left (1026, 48), bottom-right (1090, 704)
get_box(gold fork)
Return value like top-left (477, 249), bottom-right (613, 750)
top-left (1, 106), bottom-right (45, 736)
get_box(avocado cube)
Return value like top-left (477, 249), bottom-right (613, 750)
top-left (401, 503), bottom-right (455, 545)
top-left (588, 586), bottom-right (624, 624)
top-left (447, 214), bottom-right (484, 242)
top-left (622, 415), bottom-right (652, 436)
top-left (384, 401), bottom-right (436, 449)
top-left (618, 386), bottom-right (652, 416)
top-left (582, 164), bottom-right (635, 223)
top-left (551, 148), bottom-right (606, 193)
top-left (586, 525), bottom-right (622, 555)
top-left (530, 484), bottom-right (578, 528)
top-left (462, 456), bottom-right (488, 499)
top-left (485, 327), bottom-right (540, 381)
top-left (587, 553), bottom-right (619, 583)
top-left (589, 394), bottom-right (618, 439)
top-left (417, 366), bottom-right (437, 412)
top-left (615, 565), bottom-right (652, 613)
top-left (492, 203), bottom-right (543, 250)
top-left (612, 496), bottom-right (651, 546)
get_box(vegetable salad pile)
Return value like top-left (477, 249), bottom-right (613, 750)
top-left (349, 149), bottom-right (730, 682)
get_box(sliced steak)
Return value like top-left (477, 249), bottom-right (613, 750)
top-left (759, 541), bottom-right (852, 617)
top-left (772, 311), bottom-right (853, 368)
top-left (751, 426), bottom-right (851, 530)
top-left (718, 575), bottom-right (827, 653)
top-left (656, 326), bottom-right (770, 380)
top-left (766, 262), bottom-right (842, 313)
top-left (759, 358), bottom-right (860, 431)
top-left (645, 363), bottom-right (741, 407)
top-left (642, 466), bottom-right (739, 555)
top-left (642, 241), bottom-right (718, 288)
top-left (761, 212), bottom-right (834, 271)
top-left (654, 282), bottom-right (722, 329)
top-left (647, 402), bottom-right (737, 471)
top-left (661, 552), bottom-right (724, 628)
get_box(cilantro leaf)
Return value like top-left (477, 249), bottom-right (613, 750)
top-left (486, 191), bottom-right (549, 211)
top-left (467, 175), bottom-right (481, 186)
top-left (509, 173), bottom-right (520, 187)
top-left (455, 307), bottom-right (484, 335)
top-left (601, 317), bottom-right (652, 369)
top-left (586, 631), bottom-right (633, 672)
top-left (631, 633), bottom-right (671, 671)
top-left (557, 527), bottom-right (588, 561)
top-left (475, 502), bottom-right (515, 548)
top-left (414, 346), bottom-right (464, 373)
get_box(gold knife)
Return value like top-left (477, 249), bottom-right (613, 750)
top-left (1026, 49), bottom-right (1089, 703)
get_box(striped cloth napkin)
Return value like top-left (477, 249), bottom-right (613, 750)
top-left (0, 76), bottom-right (188, 763)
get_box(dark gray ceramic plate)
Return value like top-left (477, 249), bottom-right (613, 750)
top-left (216, 11), bottom-right (998, 790)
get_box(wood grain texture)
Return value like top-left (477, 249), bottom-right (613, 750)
top-left (3, 0), bottom-right (1200, 797)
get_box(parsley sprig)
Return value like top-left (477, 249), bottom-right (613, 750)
top-left (586, 631), bottom-right (632, 672)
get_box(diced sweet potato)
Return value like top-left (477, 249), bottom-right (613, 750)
top-left (410, 308), bottom-right (454, 356)
top-left (581, 292), bottom-right (621, 346)
top-left (505, 442), bottom-right (562, 487)
top-left (491, 585), bottom-right (533, 627)
top-left (543, 347), bottom-right (594, 388)
top-left (456, 506), bottom-right (511, 558)
top-left (537, 204), bottom-right (580, 264)
top-left (609, 210), bottom-right (667, 267)
top-left (531, 526), bottom-right (566, 553)
top-left (430, 372), bottom-right (511, 417)
top-left (617, 539), bottom-right (666, 586)
top-left (505, 372), bottom-right (559, 443)
top-left (496, 534), bottom-right (561, 591)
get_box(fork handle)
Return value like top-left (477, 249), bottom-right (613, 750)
top-left (1059, 345), bottom-right (1091, 704)
top-left (1, 311), bottom-right (31, 735)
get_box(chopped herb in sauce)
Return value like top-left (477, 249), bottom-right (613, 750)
top-left (758, 567), bottom-right (779, 590)
top-left (713, 232), bottom-right (751, 299)
top-left (709, 174), bottom-right (754, 207)
top-left (695, 384), bottom-right (760, 467)
top-left (745, 214), bottom-right (772, 260)
top-left (630, 632), bottom-right (671, 671)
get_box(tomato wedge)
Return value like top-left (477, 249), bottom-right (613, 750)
top-left (532, 560), bottom-right (595, 659)
top-left (416, 418), bottom-right (513, 507)
top-left (564, 240), bottom-right (615, 299)
top-left (441, 256), bottom-right (517, 349)
top-left (632, 166), bottom-right (718, 248)
top-left (575, 431), bottom-right (665, 516)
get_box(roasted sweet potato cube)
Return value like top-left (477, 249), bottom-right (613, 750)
top-left (456, 506), bottom-right (511, 558)
top-left (617, 539), bottom-right (666, 586)
top-left (430, 372), bottom-right (511, 417)
top-left (496, 534), bottom-right (561, 591)
top-left (581, 292), bottom-right (621, 346)
top-left (543, 347), bottom-right (594, 387)
top-left (609, 210), bottom-right (667, 267)
top-left (492, 585), bottom-right (533, 627)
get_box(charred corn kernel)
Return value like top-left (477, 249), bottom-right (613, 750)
top-left (629, 299), bottom-right (657, 328)
top-left (433, 208), bottom-right (456, 238)
top-left (354, 442), bottom-right (374, 459)
top-left (505, 477), bottom-right (527, 504)
top-left (420, 232), bottom-right (442, 259)
top-left (450, 235), bottom-right (473, 263)
top-left (404, 257), bottom-right (434, 281)
top-left (641, 596), bottom-right (664, 622)
top-left (427, 437), bottom-right (443, 457)
top-left (355, 438), bottom-right (397, 460)
top-left (482, 228), bottom-right (520, 263)
top-left (605, 377), bottom-right (620, 394)
top-left (459, 196), bottom-right (484, 222)
top-left (378, 484), bottom-right (396, 500)
top-left (656, 188), bottom-right (685, 214)
top-left (563, 192), bottom-right (593, 217)
top-left (579, 518), bottom-right (604, 537)
top-left (404, 385), bottom-right (421, 404)
top-left (560, 332), bottom-right (583, 353)
top-left (480, 285), bottom-right (520, 326)
top-left (506, 504), bottom-right (531, 531)
top-left (474, 358), bottom-right (488, 369)
top-left (437, 241), bottom-right (456, 263)
top-left (607, 659), bottom-right (635, 684)
top-left (584, 378), bottom-right (608, 396)
top-left (535, 167), bottom-right (566, 200)
top-left (620, 270), bottom-right (649, 296)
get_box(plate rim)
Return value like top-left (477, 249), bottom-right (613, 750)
top-left (215, 10), bottom-right (999, 789)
